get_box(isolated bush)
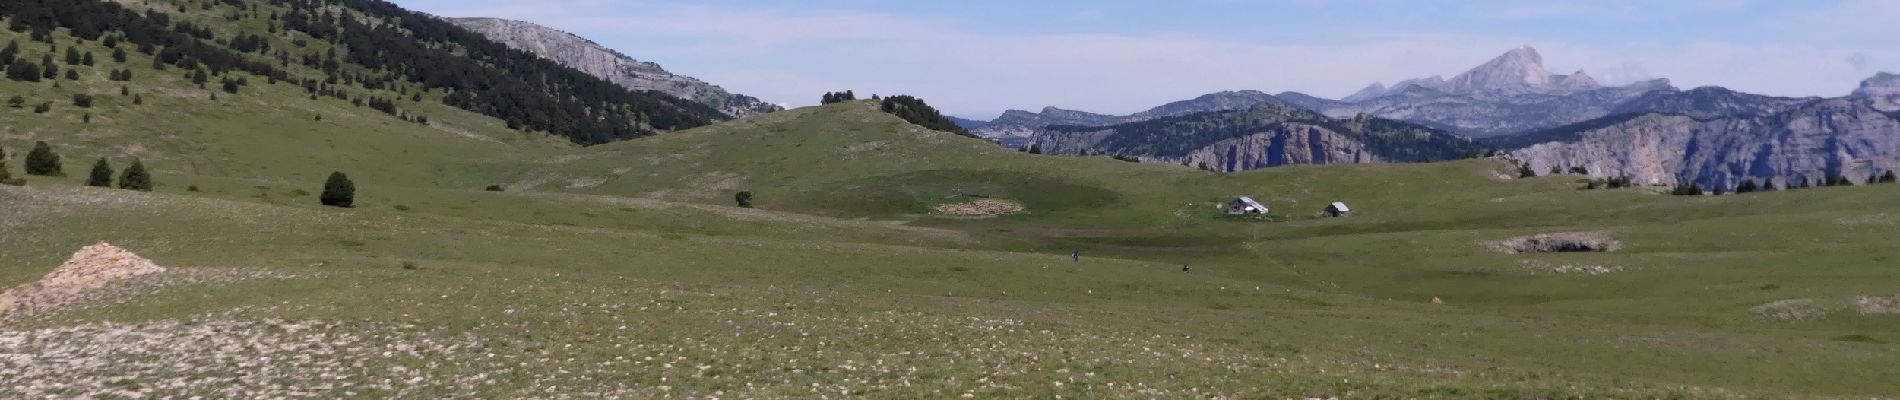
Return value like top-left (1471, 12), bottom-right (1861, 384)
top-left (72, 93), bottom-right (91, 107)
top-left (1670, 181), bottom-right (1703, 196)
top-left (117, 158), bottom-right (151, 191)
top-left (85, 158), bottom-right (112, 187)
top-left (484, 184), bottom-right (504, 192)
top-left (5, 59), bottom-right (39, 82)
top-left (6, 96), bottom-right (22, 108)
top-left (1517, 164), bottom-right (1536, 178)
top-left (734, 191), bottom-right (754, 208)
top-left (24, 141), bottom-right (60, 176)
top-left (1568, 166), bottom-right (1589, 175)
top-left (320, 171), bottom-right (355, 208)
top-left (1883, 171), bottom-right (1897, 183)
top-left (0, 160), bottom-right (10, 182)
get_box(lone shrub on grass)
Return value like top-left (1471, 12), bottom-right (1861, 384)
top-left (734, 191), bottom-right (754, 208)
top-left (24, 141), bottom-right (60, 176)
top-left (85, 158), bottom-right (112, 187)
top-left (117, 158), bottom-right (151, 191)
top-left (320, 172), bottom-right (355, 208)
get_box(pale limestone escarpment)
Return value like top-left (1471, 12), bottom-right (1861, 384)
top-left (450, 17), bottom-right (781, 118)
top-left (1510, 99), bottom-right (1900, 188)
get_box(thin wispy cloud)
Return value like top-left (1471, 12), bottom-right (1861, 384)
top-left (1483, 3), bottom-right (1595, 20)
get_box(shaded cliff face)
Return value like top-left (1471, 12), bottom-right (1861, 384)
top-left (963, 91), bottom-right (1289, 147)
top-left (1610, 86), bottom-right (1818, 119)
top-left (450, 17), bottom-right (782, 118)
top-left (1029, 123), bottom-right (1382, 172)
top-left (1157, 124), bottom-right (1385, 171)
top-left (1510, 99), bottom-right (1900, 188)
top-left (1026, 105), bottom-right (1477, 172)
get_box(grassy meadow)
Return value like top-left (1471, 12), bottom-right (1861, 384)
top-left (2, 16), bottom-right (1899, 398)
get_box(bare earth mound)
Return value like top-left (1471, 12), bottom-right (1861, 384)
top-left (0, 242), bottom-right (167, 319)
top-left (1859, 295), bottom-right (1900, 315)
top-left (935, 199), bottom-right (1026, 217)
top-left (1488, 232), bottom-right (1622, 254)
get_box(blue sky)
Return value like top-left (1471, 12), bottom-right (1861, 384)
top-left (395, 0), bottom-right (1900, 118)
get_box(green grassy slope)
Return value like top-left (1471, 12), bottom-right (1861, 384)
top-left (1, 4), bottom-right (1897, 397)
top-left (4, 94), bottom-right (1898, 397)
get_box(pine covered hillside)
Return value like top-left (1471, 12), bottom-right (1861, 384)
top-left (0, 0), bottom-right (726, 147)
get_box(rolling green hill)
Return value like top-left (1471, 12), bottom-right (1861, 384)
top-left (1, 1), bottom-right (1899, 398)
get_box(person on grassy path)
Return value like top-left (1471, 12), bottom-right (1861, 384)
top-left (1072, 251), bottom-right (1079, 262)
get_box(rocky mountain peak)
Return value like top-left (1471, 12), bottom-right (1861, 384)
top-left (1343, 83), bottom-right (1389, 103)
top-left (1556, 70), bottom-right (1600, 90)
top-left (1445, 45), bottom-right (1552, 93)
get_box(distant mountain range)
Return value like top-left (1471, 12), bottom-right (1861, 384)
top-left (958, 46), bottom-right (1900, 186)
top-left (1026, 101), bottom-right (1480, 172)
top-left (959, 46), bottom-right (1680, 141)
top-left (450, 18), bottom-right (782, 119)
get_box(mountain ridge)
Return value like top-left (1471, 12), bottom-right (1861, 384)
top-left (450, 17), bottom-right (783, 119)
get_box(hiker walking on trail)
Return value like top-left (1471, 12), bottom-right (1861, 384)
top-left (1072, 251), bottom-right (1080, 262)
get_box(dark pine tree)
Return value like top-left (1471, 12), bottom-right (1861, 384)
top-left (117, 158), bottom-right (151, 191)
top-left (1735, 179), bottom-right (1758, 194)
top-left (5, 58), bottom-right (39, 82)
top-left (1761, 177), bottom-right (1777, 191)
top-left (24, 141), bottom-right (60, 176)
top-left (320, 171), bottom-right (355, 208)
top-left (1882, 170), bottom-right (1898, 184)
top-left (85, 158), bottom-right (112, 187)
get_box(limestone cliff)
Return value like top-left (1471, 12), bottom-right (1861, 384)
top-left (450, 17), bottom-right (781, 118)
top-left (1510, 98), bottom-right (1900, 188)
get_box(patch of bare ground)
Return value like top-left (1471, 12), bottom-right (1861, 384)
top-left (1836, 213), bottom-right (1898, 226)
top-left (1751, 299), bottom-right (1833, 322)
top-left (1516, 260), bottom-right (1626, 275)
top-left (0, 318), bottom-right (481, 398)
top-left (1487, 232), bottom-right (1622, 254)
top-left (1857, 295), bottom-right (1900, 315)
top-left (935, 199), bottom-right (1026, 217)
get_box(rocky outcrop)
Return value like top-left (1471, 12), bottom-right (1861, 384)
top-left (1156, 124), bottom-right (1384, 171)
top-left (1852, 72), bottom-right (1900, 112)
top-left (1510, 98), bottom-right (1900, 188)
top-left (1609, 86), bottom-right (1818, 119)
top-left (962, 92), bottom-right (1290, 147)
top-left (1025, 104), bottom-right (1476, 172)
top-left (450, 17), bottom-right (781, 118)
